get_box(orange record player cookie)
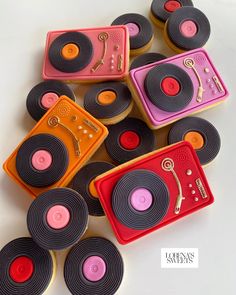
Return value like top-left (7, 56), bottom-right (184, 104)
top-left (3, 96), bottom-right (108, 198)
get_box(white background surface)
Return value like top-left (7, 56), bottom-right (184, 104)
top-left (0, 1), bottom-right (236, 294)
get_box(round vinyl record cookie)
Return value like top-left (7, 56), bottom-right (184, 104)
top-left (27, 188), bottom-right (88, 250)
top-left (150, 0), bottom-right (194, 28)
top-left (164, 6), bottom-right (211, 53)
top-left (130, 52), bottom-right (167, 70)
top-left (168, 116), bottom-right (221, 165)
top-left (105, 117), bottom-right (156, 164)
top-left (64, 237), bottom-right (124, 295)
top-left (112, 13), bottom-right (154, 56)
top-left (26, 80), bottom-right (76, 121)
top-left (0, 237), bottom-right (55, 295)
top-left (71, 162), bottom-right (115, 216)
top-left (84, 82), bottom-right (133, 125)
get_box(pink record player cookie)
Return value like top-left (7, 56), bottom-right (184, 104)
top-left (128, 48), bottom-right (229, 129)
top-left (43, 26), bottom-right (129, 83)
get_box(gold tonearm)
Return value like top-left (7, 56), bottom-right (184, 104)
top-left (184, 58), bottom-right (205, 103)
top-left (48, 116), bottom-right (80, 156)
top-left (161, 158), bottom-right (185, 214)
top-left (91, 32), bottom-right (109, 72)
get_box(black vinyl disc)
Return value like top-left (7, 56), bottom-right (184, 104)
top-left (168, 117), bottom-right (221, 165)
top-left (151, 0), bottom-right (194, 23)
top-left (71, 162), bottom-right (115, 216)
top-left (144, 63), bottom-right (194, 112)
top-left (166, 7), bottom-right (211, 50)
top-left (112, 13), bottom-right (153, 50)
top-left (84, 82), bottom-right (132, 120)
top-left (27, 188), bottom-right (88, 250)
top-left (105, 117), bottom-right (156, 164)
top-left (64, 237), bottom-right (124, 295)
top-left (130, 52), bottom-right (167, 70)
top-left (48, 31), bottom-right (93, 73)
top-left (112, 170), bottom-right (170, 230)
top-left (0, 237), bottom-right (54, 295)
top-left (26, 80), bottom-right (76, 121)
top-left (16, 133), bottom-right (69, 187)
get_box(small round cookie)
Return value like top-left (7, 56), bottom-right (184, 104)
top-left (105, 117), bottom-right (156, 164)
top-left (164, 6), bottom-right (211, 53)
top-left (27, 188), bottom-right (88, 250)
top-left (150, 0), bottom-right (194, 28)
top-left (26, 80), bottom-right (76, 121)
top-left (112, 13), bottom-right (154, 56)
top-left (168, 117), bottom-right (221, 165)
top-left (71, 162), bottom-right (115, 216)
top-left (0, 237), bottom-right (55, 295)
top-left (130, 52), bottom-right (167, 70)
top-left (64, 237), bottom-right (124, 295)
top-left (84, 82), bottom-right (133, 125)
